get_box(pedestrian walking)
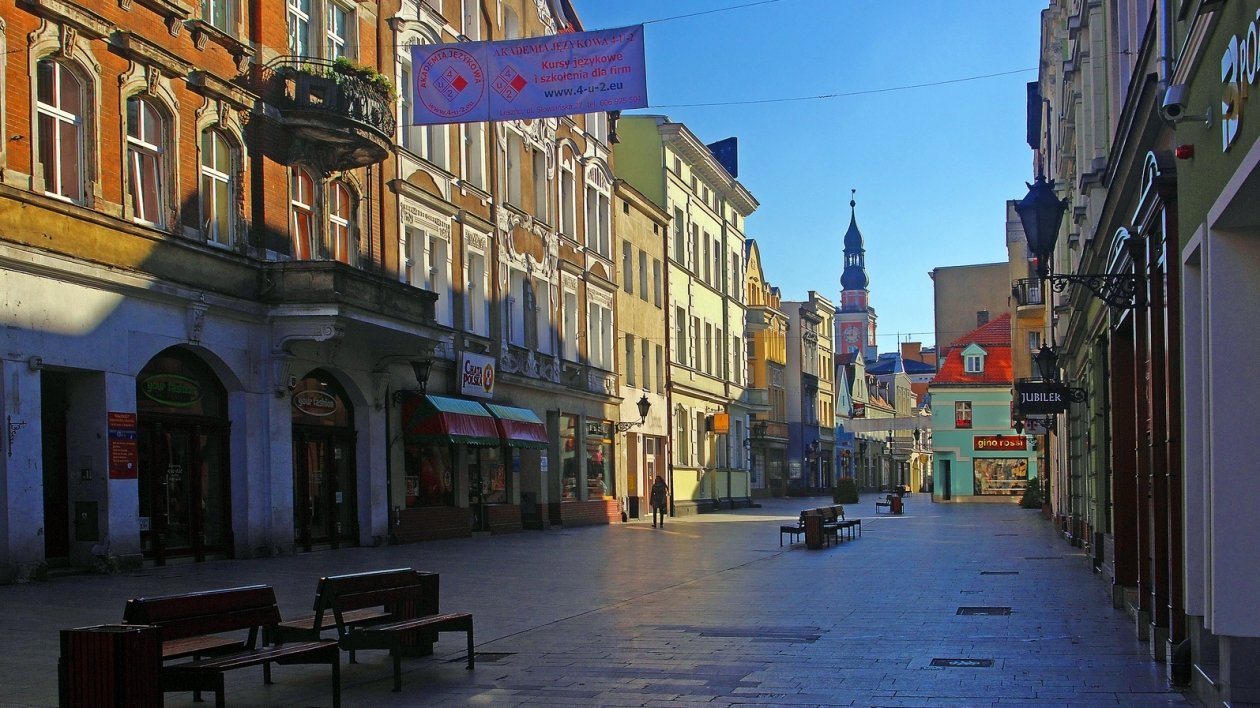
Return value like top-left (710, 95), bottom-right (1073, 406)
top-left (650, 475), bottom-right (668, 527)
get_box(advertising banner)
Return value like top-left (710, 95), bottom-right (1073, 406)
top-left (1015, 381), bottom-right (1069, 415)
top-left (108, 412), bottom-right (138, 479)
top-left (409, 25), bottom-right (647, 125)
top-left (973, 435), bottom-right (1029, 451)
top-left (459, 351), bottom-right (496, 398)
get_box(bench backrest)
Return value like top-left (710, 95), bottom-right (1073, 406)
top-left (819, 507), bottom-right (837, 522)
top-left (834, 505), bottom-right (846, 519)
top-left (124, 585), bottom-right (280, 642)
top-left (314, 568), bottom-right (439, 632)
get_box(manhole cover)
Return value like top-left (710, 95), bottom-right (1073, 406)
top-left (957, 606), bottom-right (1011, 616)
top-left (980, 571), bottom-right (1019, 575)
top-left (931, 658), bottom-right (994, 668)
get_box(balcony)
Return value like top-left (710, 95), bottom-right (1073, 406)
top-left (1011, 278), bottom-right (1045, 308)
top-left (261, 261), bottom-right (435, 325)
top-left (261, 57), bottom-right (396, 171)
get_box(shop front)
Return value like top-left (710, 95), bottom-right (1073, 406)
top-left (135, 347), bottom-right (232, 564)
top-left (551, 414), bottom-right (621, 526)
top-left (290, 371), bottom-right (358, 551)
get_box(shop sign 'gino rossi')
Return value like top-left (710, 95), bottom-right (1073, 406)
top-left (460, 351), bottom-right (496, 399)
top-left (409, 26), bottom-right (648, 125)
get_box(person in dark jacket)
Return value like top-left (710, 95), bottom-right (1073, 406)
top-left (649, 475), bottom-right (669, 528)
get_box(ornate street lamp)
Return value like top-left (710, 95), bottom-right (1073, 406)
top-left (615, 395), bottom-right (652, 432)
top-left (1015, 176), bottom-right (1143, 310)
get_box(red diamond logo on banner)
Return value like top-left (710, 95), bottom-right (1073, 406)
top-left (452, 74), bottom-right (468, 92)
top-left (510, 75), bottom-right (527, 92)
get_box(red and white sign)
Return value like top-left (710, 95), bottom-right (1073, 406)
top-left (460, 351), bottom-right (496, 399)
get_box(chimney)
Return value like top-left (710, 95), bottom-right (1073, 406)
top-left (901, 341), bottom-right (921, 362)
top-left (977, 310), bottom-right (990, 327)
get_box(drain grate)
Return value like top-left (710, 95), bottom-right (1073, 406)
top-left (957, 606), bottom-right (1011, 616)
top-left (931, 658), bottom-right (994, 668)
top-left (980, 570), bottom-right (1019, 575)
top-left (451, 652), bottom-right (514, 663)
top-left (994, 533), bottom-right (1018, 536)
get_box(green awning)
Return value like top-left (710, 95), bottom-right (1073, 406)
top-left (483, 403), bottom-right (548, 449)
top-left (400, 393), bottom-right (501, 447)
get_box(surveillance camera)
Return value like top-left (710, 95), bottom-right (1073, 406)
top-left (1161, 84), bottom-right (1189, 121)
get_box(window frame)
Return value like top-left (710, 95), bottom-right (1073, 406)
top-left (199, 128), bottom-right (235, 247)
top-left (126, 95), bottom-right (167, 227)
top-left (36, 59), bottom-right (85, 203)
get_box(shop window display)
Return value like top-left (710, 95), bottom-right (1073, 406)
top-left (560, 414), bottom-right (578, 500)
top-left (404, 441), bottom-right (454, 507)
top-left (479, 447), bottom-right (507, 504)
top-left (972, 457), bottom-right (1029, 496)
top-left (586, 421), bottom-right (613, 498)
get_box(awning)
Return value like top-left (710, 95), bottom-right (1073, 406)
top-left (483, 403), bottom-right (549, 449)
top-left (401, 394), bottom-right (501, 447)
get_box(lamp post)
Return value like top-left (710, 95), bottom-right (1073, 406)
top-left (615, 395), bottom-right (651, 433)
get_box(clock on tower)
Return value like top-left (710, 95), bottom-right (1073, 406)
top-left (843, 325), bottom-right (861, 347)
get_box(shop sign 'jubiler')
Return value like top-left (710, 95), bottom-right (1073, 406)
top-left (409, 25), bottom-right (648, 125)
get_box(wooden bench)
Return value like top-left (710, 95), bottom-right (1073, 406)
top-left (305, 568), bottom-right (474, 692)
top-left (779, 512), bottom-right (807, 546)
top-left (831, 505), bottom-right (861, 539)
top-left (123, 585), bottom-right (341, 708)
top-left (875, 498), bottom-right (893, 513)
top-left (817, 507), bottom-right (842, 546)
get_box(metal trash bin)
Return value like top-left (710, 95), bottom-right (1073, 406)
top-left (59, 624), bottom-right (161, 708)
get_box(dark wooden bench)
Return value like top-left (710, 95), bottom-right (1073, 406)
top-left (123, 585), bottom-right (341, 708)
top-left (818, 507), bottom-right (842, 546)
top-left (305, 568), bottom-right (474, 692)
top-left (831, 505), bottom-right (861, 539)
top-left (875, 497), bottom-right (892, 513)
top-left (780, 512), bottom-right (807, 546)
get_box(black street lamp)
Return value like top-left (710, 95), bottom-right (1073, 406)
top-left (1015, 176), bottom-right (1143, 310)
top-left (1034, 344), bottom-right (1060, 382)
top-left (615, 395), bottom-right (652, 432)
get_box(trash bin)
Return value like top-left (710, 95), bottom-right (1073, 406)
top-left (804, 512), bottom-right (824, 549)
top-left (59, 624), bottom-right (161, 708)
top-left (889, 495), bottom-right (903, 514)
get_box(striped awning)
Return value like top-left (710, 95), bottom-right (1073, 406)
top-left (401, 394), bottom-right (501, 447)
top-left (483, 403), bottom-right (548, 449)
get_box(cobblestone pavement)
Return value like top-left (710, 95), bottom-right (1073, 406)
top-left (0, 493), bottom-right (1196, 707)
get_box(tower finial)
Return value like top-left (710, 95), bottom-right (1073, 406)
top-left (850, 188), bottom-right (856, 210)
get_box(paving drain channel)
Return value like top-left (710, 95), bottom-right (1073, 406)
top-left (980, 570), bottom-right (1019, 575)
top-left (956, 606), bottom-right (1012, 616)
top-left (450, 652), bottom-right (515, 663)
top-left (930, 658), bottom-right (995, 668)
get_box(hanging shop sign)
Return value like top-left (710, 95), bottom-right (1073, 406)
top-left (1015, 380), bottom-right (1069, 415)
top-left (460, 351), bottom-right (496, 398)
top-left (974, 435), bottom-right (1028, 451)
top-left (292, 389), bottom-right (338, 417)
top-left (409, 25), bottom-right (647, 125)
top-left (1221, 11), bottom-right (1260, 151)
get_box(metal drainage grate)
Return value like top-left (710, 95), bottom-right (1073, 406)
top-left (994, 533), bottom-right (1019, 536)
top-left (980, 570), bottom-right (1019, 575)
top-left (957, 606), bottom-right (1012, 616)
top-left (450, 652), bottom-right (514, 663)
top-left (931, 658), bottom-right (994, 668)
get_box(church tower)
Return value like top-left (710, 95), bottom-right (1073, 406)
top-left (836, 191), bottom-right (877, 359)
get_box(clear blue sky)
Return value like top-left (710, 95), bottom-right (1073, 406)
top-left (577, 1), bottom-right (1044, 350)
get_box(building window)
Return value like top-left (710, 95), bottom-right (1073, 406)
top-left (673, 209), bottom-right (685, 263)
top-left (639, 250), bottom-right (649, 302)
top-left (508, 268), bottom-right (527, 347)
top-left (199, 128), bottom-right (234, 247)
top-left (562, 289), bottom-right (579, 361)
top-left (126, 96), bottom-right (166, 227)
top-left (202, 0), bottom-right (232, 32)
top-left (532, 149), bottom-right (548, 220)
top-left (964, 354), bottom-right (983, 373)
top-left (955, 401), bottom-right (972, 429)
top-left (290, 167), bottom-right (316, 259)
top-left (407, 226), bottom-right (452, 326)
top-left (328, 180), bottom-right (354, 264)
top-left (655, 255), bottom-right (665, 306)
top-left (625, 334), bottom-right (636, 388)
top-left (36, 60), bottom-right (85, 202)
top-left (1029, 330), bottom-right (1041, 351)
top-left (641, 341), bottom-right (650, 391)
top-left (675, 307), bottom-right (687, 364)
top-left (586, 111), bottom-right (608, 144)
top-left (464, 121), bottom-right (485, 188)
top-left (325, 1), bottom-right (352, 59)
top-left (535, 280), bottom-right (553, 354)
top-left (588, 301), bottom-right (614, 369)
top-left (655, 344), bottom-right (664, 393)
top-left (585, 187), bottom-right (610, 257)
top-left (461, 0), bottom-right (481, 41)
top-left (287, 0), bottom-right (311, 55)
top-left (622, 241), bottom-right (633, 294)
top-left (506, 132), bottom-right (523, 206)
top-left (676, 413), bottom-right (689, 466)
top-left (702, 232), bottom-right (712, 283)
top-left (704, 322), bottom-right (713, 374)
top-left (560, 162), bottom-right (576, 237)
top-left (465, 247), bottom-right (489, 336)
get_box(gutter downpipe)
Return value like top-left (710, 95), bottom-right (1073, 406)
top-left (663, 148), bottom-right (676, 520)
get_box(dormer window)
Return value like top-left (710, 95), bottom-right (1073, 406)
top-left (961, 343), bottom-right (988, 374)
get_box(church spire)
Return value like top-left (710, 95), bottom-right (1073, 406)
top-left (841, 189), bottom-right (868, 292)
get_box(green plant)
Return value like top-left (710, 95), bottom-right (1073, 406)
top-left (1020, 477), bottom-right (1043, 509)
top-left (331, 57), bottom-right (396, 100)
top-left (833, 476), bottom-right (859, 504)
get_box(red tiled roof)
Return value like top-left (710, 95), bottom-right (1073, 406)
top-left (931, 314), bottom-right (1012, 386)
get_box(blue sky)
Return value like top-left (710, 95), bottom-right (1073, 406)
top-left (577, 1), bottom-right (1044, 350)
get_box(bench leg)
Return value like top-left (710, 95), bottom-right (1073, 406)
top-left (466, 626), bottom-right (475, 670)
top-left (331, 652), bottom-right (342, 708)
top-left (392, 649), bottom-right (402, 692)
top-left (214, 674), bottom-right (226, 708)
top-left (263, 660), bottom-right (273, 684)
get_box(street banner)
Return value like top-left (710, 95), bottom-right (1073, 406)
top-left (409, 25), bottom-right (647, 125)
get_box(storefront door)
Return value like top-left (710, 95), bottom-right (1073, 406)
top-left (136, 347), bottom-right (232, 564)
top-left (291, 371), bottom-right (357, 551)
top-left (292, 431), bottom-right (356, 550)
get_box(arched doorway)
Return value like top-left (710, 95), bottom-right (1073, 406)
top-left (136, 347), bottom-right (232, 563)
top-left (291, 371), bottom-right (358, 550)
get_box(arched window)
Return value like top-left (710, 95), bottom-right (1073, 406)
top-left (290, 167), bottom-right (316, 259)
top-left (200, 128), bottom-right (235, 246)
top-left (36, 59), bottom-right (84, 202)
top-left (328, 180), bottom-right (355, 263)
top-left (127, 96), bottom-right (166, 226)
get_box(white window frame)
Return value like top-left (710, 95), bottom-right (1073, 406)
top-left (465, 242), bottom-right (490, 336)
top-left (202, 0), bottom-right (233, 32)
top-left (325, 0), bottom-right (353, 60)
top-left (199, 128), bottom-right (234, 247)
top-left (535, 279), bottom-right (554, 355)
top-left (625, 334), bottom-right (636, 388)
top-left (464, 121), bottom-right (485, 188)
top-left (127, 96), bottom-right (166, 227)
top-left (290, 166), bottom-right (317, 260)
top-left (964, 354), bottom-right (983, 373)
top-left (588, 300), bottom-right (614, 370)
top-left (508, 267), bottom-right (528, 347)
top-left (461, 0), bottom-right (481, 41)
top-left (328, 180), bottom-right (355, 264)
top-left (559, 159), bottom-right (577, 238)
top-left (36, 60), bottom-right (84, 202)
top-left (287, 0), bottom-right (311, 55)
top-left (506, 131), bottom-right (523, 207)
top-left (532, 148), bottom-right (548, 221)
top-left (562, 287), bottom-right (579, 361)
